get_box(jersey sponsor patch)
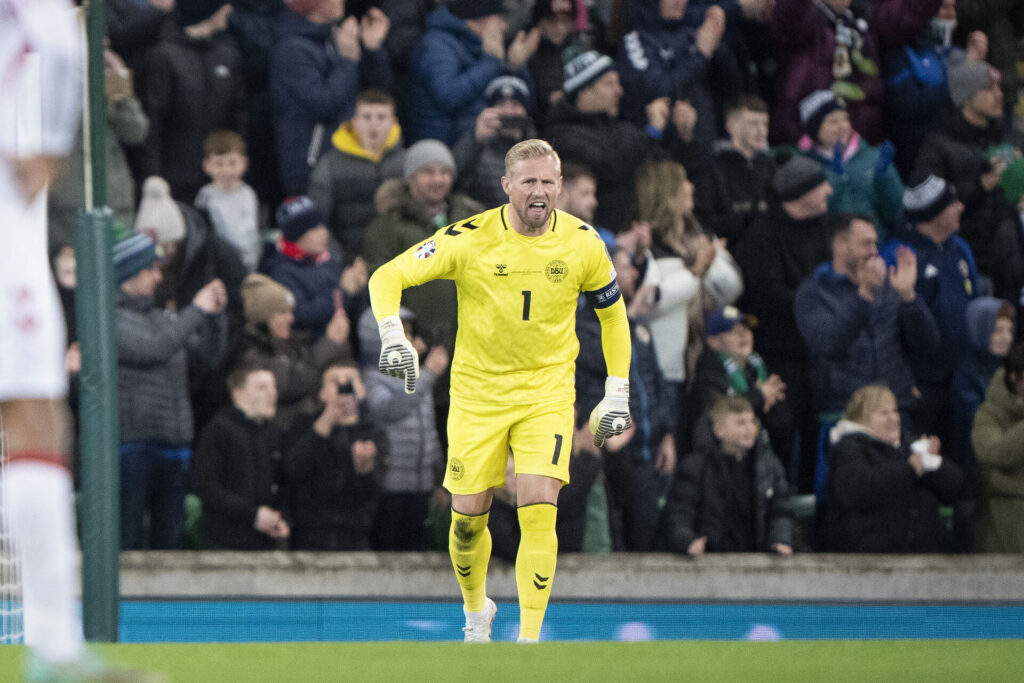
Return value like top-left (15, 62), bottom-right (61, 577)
top-left (586, 278), bottom-right (621, 309)
top-left (416, 239), bottom-right (437, 260)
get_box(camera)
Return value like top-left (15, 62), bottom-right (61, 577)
top-left (337, 382), bottom-right (354, 395)
top-left (498, 115), bottom-right (530, 131)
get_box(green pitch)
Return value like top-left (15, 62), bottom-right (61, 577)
top-left (1, 640), bottom-right (1022, 681)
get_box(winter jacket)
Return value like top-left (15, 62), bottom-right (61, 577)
top-left (734, 202), bottom-right (832, 362)
top-left (281, 413), bottom-right (387, 551)
top-left (117, 293), bottom-right (224, 445)
top-left (361, 179), bottom-right (482, 351)
top-left (260, 246), bottom-right (342, 338)
top-left (989, 209), bottom-right (1024, 311)
top-left (408, 6), bottom-right (506, 145)
top-left (882, 225), bottom-right (979, 385)
top-left (543, 98), bottom-right (661, 234)
top-left (616, 3), bottom-right (742, 142)
top-left (913, 112), bottom-right (1018, 276)
top-left (137, 23), bottom-right (246, 201)
top-left (972, 368), bottom-right (1024, 552)
top-left (770, 0), bottom-right (939, 145)
top-left (226, 323), bottom-right (352, 430)
top-left (795, 262), bottom-right (941, 412)
top-left (694, 142), bottom-right (775, 249)
top-left (270, 8), bottom-right (392, 194)
top-left (307, 120), bottom-right (405, 260)
top-left (661, 438), bottom-right (792, 554)
top-left (359, 308), bottom-right (443, 494)
top-left (798, 132), bottom-right (904, 242)
top-left (193, 404), bottom-right (284, 550)
top-left (824, 426), bottom-right (962, 552)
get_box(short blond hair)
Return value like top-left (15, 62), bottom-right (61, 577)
top-left (504, 138), bottom-right (561, 177)
top-left (709, 395), bottom-right (754, 425)
top-left (843, 384), bottom-right (896, 424)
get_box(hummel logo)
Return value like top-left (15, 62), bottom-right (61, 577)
top-left (494, 263), bottom-right (508, 276)
top-left (532, 572), bottom-right (550, 590)
top-left (456, 564), bottom-right (472, 578)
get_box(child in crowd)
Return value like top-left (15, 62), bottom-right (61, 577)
top-left (195, 130), bottom-right (261, 271)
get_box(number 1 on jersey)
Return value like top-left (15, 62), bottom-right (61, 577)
top-left (521, 290), bottom-right (532, 321)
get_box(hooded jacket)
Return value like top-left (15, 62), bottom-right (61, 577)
top-left (270, 8), bottom-right (392, 194)
top-left (972, 368), bottom-right (1024, 552)
top-left (308, 120), bottom-right (405, 259)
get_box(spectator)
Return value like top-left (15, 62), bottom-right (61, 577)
top-left (409, 0), bottom-right (537, 145)
top-left (576, 246), bottom-right (676, 550)
top-left (270, 0), bottom-right (391, 195)
top-left (260, 196), bottom-right (354, 338)
top-left (308, 89), bottom-right (405, 260)
top-left (230, 272), bottom-right (352, 430)
top-left (881, 0), bottom-right (986, 177)
top-left (662, 395), bottom-right (793, 556)
top-left (136, 4), bottom-right (246, 201)
top-left (49, 46), bottom-right (148, 246)
top-left (991, 163), bottom-right (1024, 315)
top-left (195, 129), bottom-right (261, 272)
top-left (689, 305), bottom-right (793, 461)
top-left (544, 49), bottom-right (662, 234)
top-left (617, 0), bottom-right (740, 147)
top-left (823, 384), bottom-right (963, 552)
top-left (193, 360), bottom-right (290, 550)
top-left (114, 233), bottom-right (228, 549)
top-left (694, 93), bottom-right (774, 249)
top-left (453, 75), bottom-right (538, 208)
top-left (363, 140), bottom-right (481, 354)
top-left (770, 0), bottom-right (940, 145)
top-left (734, 154), bottom-right (833, 491)
top-left (956, 0), bottom-right (1024, 124)
top-left (883, 174), bottom-right (978, 438)
top-left (794, 214), bottom-right (939, 428)
top-left (282, 361), bottom-right (388, 550)
top-left (358, 307), bottom-right (447, 550)
top-left (635, 160), bottom-right (742, 439)
top-left (555, 161), bottom-right (599, 227)
top-left (797, 90), bottom-right (904, 243)
top-left (527, 0), bottom-right (587, 123)
top-left (972, 342), bottom-right (1024, 552)
top-left (949, 297), bottom-right (1015, 551)
top-left (914, 60), bottom-right (1019, 277)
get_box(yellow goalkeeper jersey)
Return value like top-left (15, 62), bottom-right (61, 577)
top-left (369, 205), bottom-right (629, 405)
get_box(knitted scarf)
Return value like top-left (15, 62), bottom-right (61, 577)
top-left (719, 351), bottom-right (767, 396)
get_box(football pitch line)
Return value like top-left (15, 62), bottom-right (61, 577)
top-left (1, 640), bottom-right (1023, 681)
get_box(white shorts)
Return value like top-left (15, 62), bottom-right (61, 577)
top-left (0, 163), bottom-right (67, 401)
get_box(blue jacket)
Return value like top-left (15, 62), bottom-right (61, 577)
top-left (409, 7), bottom-right (516, 145)
top-left (881, 226), bottom-right (979, 385)
top-left (260, 247), bottom-right (342, 338)
top-left (795, 262), bottom-right (941, 412)
top-left (269, 9), bottom-right (392, 194)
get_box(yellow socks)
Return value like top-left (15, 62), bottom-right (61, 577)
top-left (449, 510), bottom-right (492, 613)
top-left (516, 503), bottom-right (558, 640)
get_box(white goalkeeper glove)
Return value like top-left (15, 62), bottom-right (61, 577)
top-left (589, 376), bottom-right (631, 447)
top-left (377, 315), bottom-right (419, 394)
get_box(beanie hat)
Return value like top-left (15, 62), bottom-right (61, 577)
top-left (403, 139), bottom-right (456, 180)
top-left (563, 49), bottom-right (615, 97)
top-left (134, 176), bottom-right (186, 244)
top-left (533, 0), bottom-right (577, 23)
top-left (449, 0), bottom-right (503, 20)
top-left (903, 173), bottom-right (958, 223)
top-left (948, 60), bottom-right (1000, 108)
top-left (241, 273), bottom-right (295, 325)
top-left (799, 89), bottom-right (846, 142)
top-left (113, 233), bottom-right (159, 284)
top-left (772, 154), bottom-right (828, 202)
top-left (275, 196), bottom-right (326, 243)
top-left (705, 305), bottom-right (758, 337)
top-left (485, 75), bottom-right (533, 111)
top-left (176, 0), bottom-right (225, 27)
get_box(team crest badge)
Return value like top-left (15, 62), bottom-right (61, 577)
top-left (416, 240), bottom-right (437, 260)
top-left (545, 259), bottom-right (568, 283)
top-left (448, 458), bottom-right (465, 481)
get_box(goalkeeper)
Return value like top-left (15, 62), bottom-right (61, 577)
top-left (369, 139), bottom-right (631, 643)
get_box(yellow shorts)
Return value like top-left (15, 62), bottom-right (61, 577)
top-left (443, 397), bottom-right (574, 495)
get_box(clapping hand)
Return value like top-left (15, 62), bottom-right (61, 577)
top-left (887, 246), bottom-right (917, 302)
top-left (360, 7), bottom-right (390, 50)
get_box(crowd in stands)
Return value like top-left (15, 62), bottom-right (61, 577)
top-left (54, 0), bottom-right (1024, 555)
